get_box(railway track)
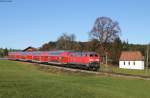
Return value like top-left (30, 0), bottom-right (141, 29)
top-left (34, 63), bottom-right (150, 80)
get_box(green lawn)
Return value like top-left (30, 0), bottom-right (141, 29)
top-left (0, 60), bottom-right (150, 98)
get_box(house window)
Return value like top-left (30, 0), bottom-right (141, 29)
top-left (133, 61), bottom-right (135, 65)
top-left (128, 61), bottom-right (130, 65)
top-left (124, 61), bottom-right (125, 65)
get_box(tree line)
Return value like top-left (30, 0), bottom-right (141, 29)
top-left (39, 17), bottom-right (149, 65)
top-left (0, 48), bottom-right (21, 57)
top-left (0, 48), bottom-right (8, 57)
top-left (39, 33), bottom-right (147, 65)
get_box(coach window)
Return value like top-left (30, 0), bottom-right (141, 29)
top-left (70, 54), bottom-right (73, 56)
top-left (90, 54), bottom-right (93, 57)
top-left (83, 53), bottom-right (87, 56)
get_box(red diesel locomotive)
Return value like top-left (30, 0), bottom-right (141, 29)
top-left (8, 50), bottom-right (101, 71)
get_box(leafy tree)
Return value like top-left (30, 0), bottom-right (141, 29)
top-left (111, 38), bottom-right (122, 64)
top-left (73, 42), bottom-right (82, 50)
top-left (39, 41), bottom-right (57, 51)
top-left (39, 43), bottom-right (51, 51)
top-left (122, 40), bottom-right (129, 51)
top-left (3, 48), bottom-right (8, 56)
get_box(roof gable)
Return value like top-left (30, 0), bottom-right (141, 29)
top-left (23, 46), bottom-right (37, 52)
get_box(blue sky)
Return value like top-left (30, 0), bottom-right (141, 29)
top-left (0, 0), bottom-right (150, 49)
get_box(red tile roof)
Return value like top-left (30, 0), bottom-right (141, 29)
top-left (119, 51), bottom-right (144, 61)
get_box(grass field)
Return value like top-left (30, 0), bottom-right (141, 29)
top-left (0, 60), bottom-right (150, 98)
top-left (100, 64), bottom-right (150, 76)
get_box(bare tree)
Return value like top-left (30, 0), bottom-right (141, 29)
top-left (56, 33), bottom-right (76, 50)
top-left (70, 34), bottom-right (76, 49)
top-left (90, 17), bottom-right (121, 64)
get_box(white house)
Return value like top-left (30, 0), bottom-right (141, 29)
top-left (119, 51), bottom-right (144, 70)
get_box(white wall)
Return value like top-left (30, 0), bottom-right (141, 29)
top-left (119, 61), bottom-right (144, 70)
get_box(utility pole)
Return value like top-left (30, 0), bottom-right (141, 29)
top-left (146, 43), bottom-right (149, 70)
top-left (106, 52), bottom-right (108, 65)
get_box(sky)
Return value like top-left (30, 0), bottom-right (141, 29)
top-left (0, 0), bottom-right (150, 49)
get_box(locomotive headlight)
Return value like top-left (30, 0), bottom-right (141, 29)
top-left (89, 59), bottom-right (94, 61)
top-left (59, 57), bottom-right (62, 59)
top-left (95, 59), bottom-right (99, 61)
top-left (89, 59), bottom-right (99, 62)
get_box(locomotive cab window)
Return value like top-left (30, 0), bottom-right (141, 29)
top-left (90, 54), bottom-right (93, 57)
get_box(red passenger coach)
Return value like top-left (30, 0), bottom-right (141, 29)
top-left (20, 52), bottom-right (28, 61)
top-left (8, 52), bottom-right (22, 60)
top-left (32, 51), bottom-right (41, 62)
top-left (47, 50), bottom-right (70, 64)
top-left (8, 52), bottom-right (16, 60)
top-left (58, 51), bottom-right (70, 64)
top-left (26, 52), bottom-right (33, 61)
top-left (40, 51), bottom-right (49, 63)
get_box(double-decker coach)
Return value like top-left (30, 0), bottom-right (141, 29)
top-left (8, 52), bottom-right (16, 60)
top-left (47, 50), bottom-right (70, 64)
top-left (40, 51), bottom-right (49, 63)
top-left (8, 52), bottom-right (22, 60)
top-left (32, 51), bottom-right (41, 63)
top-left (26, 52), bottom-right (33, 62)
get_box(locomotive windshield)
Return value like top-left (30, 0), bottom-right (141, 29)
top-left (89, 53), bottom-right (99, 57)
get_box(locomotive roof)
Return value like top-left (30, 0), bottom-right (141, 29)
top-left (71, 51), bottom-right (97, 54)
top-left (69, 51), bottom-right (98, 56)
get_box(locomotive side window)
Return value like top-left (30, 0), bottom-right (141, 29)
top-left (95, 54), bottom-right (98, 57)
